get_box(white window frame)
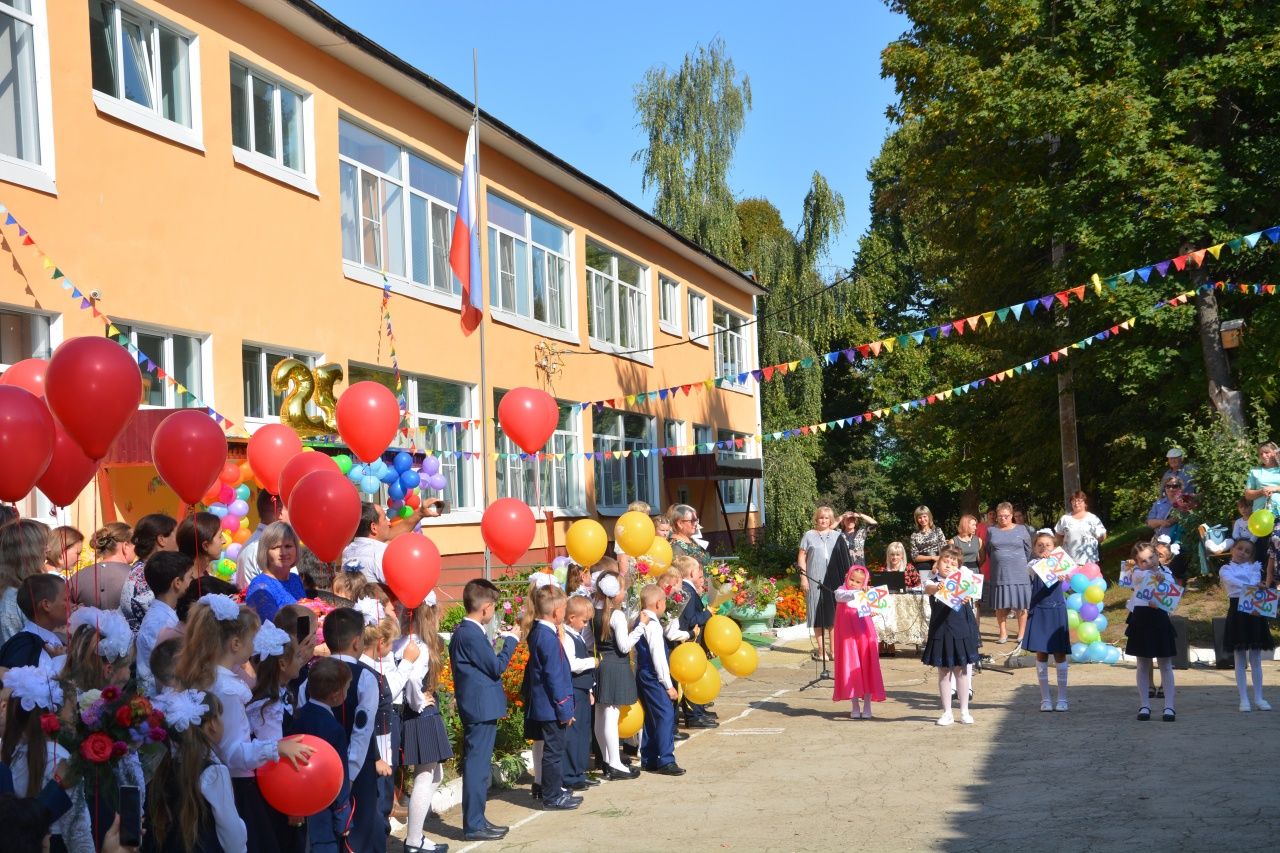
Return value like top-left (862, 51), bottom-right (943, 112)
top-left (114, 320), bottom-right (211, 409)
top-left (240, 343), bottom-right (318, 424)
top-left (586, 240), bottom-right (652, 365)
top-left (713, 302), bottom-right (753, 394)
top-left (663, 418), bottom-right (685, 454)
top-left (687, 288), bottom-right (708, 348)
top-left (591, 408), bottom-right (656, 514)
top-left (0, 0), bottom-right (56, 193)
top-left (495, 395), bottom-right (585, 515)
top-left (486, 192), bottom-right (577, 343)
top-left (89, 0), bottom-right (203, 151)
top-left (658, 275), bottom-right (681, 337)
top-left (693, 424), bottom-right (713, 453)
top-left (717, 428), bottom-right (757, 512)
top-left (229, 58), bottom-right (316, 195)
top-left (339, 117), bottom-right (462, 310)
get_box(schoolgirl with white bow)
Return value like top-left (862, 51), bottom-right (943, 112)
top-left (397, 592), bottom-right (451, 853)
top-left (147, 688), bottom-right (248, 852)
top-left (248, 621), bottom-right (305, 853)
top-left (1219, 539), bottom-right (1274, 712)
top-left (1125, 543), bottom-right (1179, 722)
top-left (174, 594), bottom-right (314, 853)
top-left (355, 595), bottom-right (405, 839)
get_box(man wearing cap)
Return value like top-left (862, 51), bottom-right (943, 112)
top-left (1161, 448), bottom-right (1196, 496)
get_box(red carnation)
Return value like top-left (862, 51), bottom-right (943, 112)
top-left (80, 733), bottom-right (114, 764)
top-left (147, 727), bottom-right (168, 742)
top-left (147, 711), bottom-right (165, 729)
top-left (101, 686), bottom-right (121, 702)
top-left (111, 740), bottom-right (128, 758)
top-left (114, 705), bottom-right (134, 727)
top-left (39, 713), bottom-right (60, 736)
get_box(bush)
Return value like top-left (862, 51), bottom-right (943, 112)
top-left (1179, 403), bottom-right (1272, 531)
top-left (440, 603), bottom-right (465, 633)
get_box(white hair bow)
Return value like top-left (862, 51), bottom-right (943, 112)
top-left (3, 664), bottom-right (63, 712)
top-left (69, 607), bottom-right (132, 661)
top-left (354, 597), bottom-right (384, 626)
top-left (199, 593), bottom-right (240, 622)
top-left (253, 621), bottom-right (291, 661)
top-left (596, 574), bottom-right (621, 599)
top-left (152, 688), bottom-right (210, 733)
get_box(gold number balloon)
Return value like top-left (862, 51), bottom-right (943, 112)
top-left (271, 358), bottom-right (343, 437)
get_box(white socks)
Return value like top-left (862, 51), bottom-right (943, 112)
top-left (1036, 661), bottom-right (1051, 704)
top-left (1157, 657), bottom-right (1176, 709)
top-left (1236, 649), bottom-right (1266, 704)
top-left (1251, 649), bottom-right (1265, 703)
top-left (405, 763), bottom-right (443, 848)
top-left (1056, 662), bottom-right (1069, 703)
top-left (938, 668), bottom-right (953, 715)
top-left (595, 705), bottom-right (625, 771)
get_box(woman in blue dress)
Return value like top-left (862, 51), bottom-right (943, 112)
top-left (1023, 532), bottom-right (1070, 712)
top-left (245, 523), bottom-right (305, 621)
top-left (987, 502), bottom-right (1033, 644)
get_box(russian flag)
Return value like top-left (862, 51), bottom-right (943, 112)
top-left (450, 123), bottom-right (482, 335)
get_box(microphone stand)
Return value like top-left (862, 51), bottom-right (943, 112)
top-left (798, 574), bottom-right (846, 691)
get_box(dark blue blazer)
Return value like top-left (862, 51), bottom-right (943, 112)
top-left (678, 580), bottom-right (711, 635)
top-left (0, 761), bottom-right (71, 822)
top-left (291, 701), bottom-right (353, 836)
top-left (0, 631), bottom-right (45, 669)
top-left (525, 622), bottom-right (574, 724)
top-left (448, 619), bottom-right (517, 725)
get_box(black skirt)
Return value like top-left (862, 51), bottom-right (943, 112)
top-left (401, 704), bottom-right (454, 765)
top-left (921, 599), bottom-right (980, 668)
top-left (1124, 606), bottom-right (1177, 659)
top-left (231, 776), bottom-right (277, 853)
top-left (1224, 598), bottom-right (1276, 652)
top-left (596, 653), bottom-right (638, 706)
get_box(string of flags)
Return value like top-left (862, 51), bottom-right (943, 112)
top-left (0, 203), bottom-right (236, 431)
top-left (378, 278), bottom-right (415, 450)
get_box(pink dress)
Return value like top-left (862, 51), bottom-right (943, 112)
top-left (832, 589), bottom-right (886, 702)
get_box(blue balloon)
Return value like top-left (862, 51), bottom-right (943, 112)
top-left (393, 451), bottom-right (414, 473)
top-left (360, 475), bottom-right (381, 495)
top-left (1070, 573), bottom-right (1090, 594)
top-left (1094, 614), bottom-right (1108, 633)
top-left (207, 504), bottom-right (228, 518)
top-left (348, 463), bottom-right (365, 482)
top-left (1070, 642), bottom-right (1088, 663)
top-left (234, 483), bottom-right (251, 501)
top-left (369, 460), bottom-right (389, 478)
top-left (1066, 592), bottom-right (1084, 611)
top-left (388, 481), bottom-right (405, 501)
top-left (379, 467), bottom-right (399, 485)
top-left (400, 470), bottom-right (420, 490)
top-left (1104, 646), bottom-right (1122, 664)
top-left (1089, 576), bottom-right (1107, 591)
top-left (1087, 640), bottom-right (1108, 662)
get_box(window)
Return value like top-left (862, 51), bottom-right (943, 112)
top-left (663, 419), bottom-right (685, 453)
top-left (0, 305), bottom-right (51, 370)
top-left (88, 1), bottom-right (200, 148)
top-left (586, 241), bottom-right (649, 354)
top-left (0, 0), bottom-right (55, 192)
top-left (713, 303), bottom-right (749, 380)
top-left (487, 194), bottom-right (573, 332)
top-left (693, 424), bottom-right (713, 453)
top-left (347, 365), bottom-right (479, 511)
top-left (339, 118), bottom-right (461, 300)
top-left (717, 428), bottom-right (754, 509)
top-left (114, 322), bottom-right (204, 408)
top-left (658, 276), bottom-right (681, 335)
top-left (229, 60), bottom-right (312, 191)
top-left (241, 344), bottom-right (316, 420)
top-left (592, 409), bottom-right (655, 510)
top-left (495, 391), bottom-right (583, 510)
top-left (687, 289), bottom-right (707, 343)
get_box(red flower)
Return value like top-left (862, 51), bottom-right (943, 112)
top-left (80, 733), bottom-right (114, 764)
top-left (111, 741), bottom-right (128, 758)
top-left (147, 727), bottom-right (168, 742)
top-left (114, 705), bottom-right (135, 727)
top-left (100, 686), bottom-right (121, 702)
top-left (147, 711), bottom-right (164, 729)
top-left (39, 713), bottom-right (60, 736)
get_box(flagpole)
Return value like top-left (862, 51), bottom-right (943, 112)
top-left (472, 48), bottom-right (493, 581)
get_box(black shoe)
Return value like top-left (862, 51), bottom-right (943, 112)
top-left (674, 731), bottom-right (690, 741)
top-left (647, 763), bottom-right (686, 776)
top-left (543, 794), bottom-right (583, 810)
top-left (1162, 708), bottom-right (1176, 722)
top-left (1137, 706), bottom-right (1151, 721)
top-left (567, 780), bottom-right (591, 791)
top-left (620, 742), bottom-right (639, 757)
top-left (483, 821), bottom-right (508, 834)
top-left (530, 782), bottom-right (542, 799)
top-left (604, 765), bottom-right (639, 780)
top-left (464, 828), bottom-right (506, 841)
top-left (684, 718), bottom-right (718, 729)
top-left (405, 845), bottom-right (448, 853)
top-left (702, 710), bottom-right (718, 719)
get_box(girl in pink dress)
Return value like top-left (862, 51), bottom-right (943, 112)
top-left (832, 565), bottom-right (886, 718)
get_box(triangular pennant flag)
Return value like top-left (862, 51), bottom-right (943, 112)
top-left (924, 327), bottom-right (939, 339)
top-left (869, 341), bottom-right (882, 356)
top-left (3, 214), bottom-right (14, 225)
top-left (1172, 255), bottom-right (1187, 272)
top-left (910, 332), bottom-right (924, 346)
top-left (882, 338), bottom-right (895, 353)
top-left (1189, 249), bottom-right (1207, 267)
top-left (785, 361), bottom-right (799, 372)
top-left (1054, 292), bottom-right (1070, 307)
top-left (737, 373), bottom-right (749, 385)
top-left (1226, 238), bottom-right (1244, 253)
top-left (981, 311), bottom-right (996, 326)
top-left (995, 307), bottom-right (1010, 322)
top-left (1039, 295), bottom-right (1055, 311)
top-left (41, 257), bottom-right (53, 270)
top-left (1024, 300), bottom-right (1039, 315)
top-left (966, 316), bottom-right (981, 331)
top-left (952, 320), bottom-right (965, 336)
top-left (1208, 244), bottom-right (1224, 259)
top-left (21, 235), bottom-right (32, 246)
top-left (1011, 304), bottom-right (1024, 320)
top-left (1154, 261), bottom-right (1171, 278)
top-left (823, 352), bottom-right (838, 365)
top-left (896, 334), bottom-right (910, 348)
top-left (1264, 227), bottom-right (1280, 244)
top-left (857, 344), bottom-right (871, 358)
top-left (843, 349), bottom-right (857, 363)
top-left (1121, 270), bottom-right (1136, 283)
top-left (761, 366), bottom-right (776, 381)
top-left (800, 357), bottom-right (815, 369)
top-left (1013, 366), bottom-right (1024, 376)
top-left (938, 323), bottom-right (952, 338)
top-left (1070, 285), bottom-right (1085, 302)
top-left (1136, 267), bottom-right (1152, 281)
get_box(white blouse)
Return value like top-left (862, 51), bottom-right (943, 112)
top-left (201, 757), bottom-right (249, 852)
top-left (212, 665), bottom-right (279, 778)
top-left (1220, 561), bottom-right (1263, 599)
top-left (395, 633), bottom-right (434, 714)
top-left (609, 609), bottom-right (645, 654)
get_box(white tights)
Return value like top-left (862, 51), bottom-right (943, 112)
top-left (1136, 657), bottom-right (1176, 708)
top-left (850, 695), bottom-right (874, 717)
top-left (1235, 649), bottom-right (1266, 704)
top-left (405, 762), bottom-right (443, 848)
top-left (938, 666), bottom-right (970, 715)
top-left (594, 704), bottom-right (626, 771)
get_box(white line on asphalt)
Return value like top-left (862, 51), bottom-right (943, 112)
top-left (716, 727), bottom-right (784, 735)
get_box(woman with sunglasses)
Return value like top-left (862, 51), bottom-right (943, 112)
top-left (1148, 477), bottom-right (1189, 543)
top-left (667, 504), bottom-right (710, 568)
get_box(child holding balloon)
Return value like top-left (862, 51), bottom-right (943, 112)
top-left (1220, 539), bottom-right (1273, 712)
top-left (922, 544), bottom-right (979, 725)
top-left (1024, 533), bottom-right (1070, 712)
top-left (1125, 543), bottom-right (1178, 722)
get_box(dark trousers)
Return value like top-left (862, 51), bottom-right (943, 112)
top-left (680, 694), bottom-right (708, 722)
top-left (346, 756), bottom-right (385, 853)
top-left (461, 719), bottom-right (496, 833)
top-left (564, 687), bottom-right (593, 784)
top-left (637, 670), bottom-right (675, 768)
top-left (536, 718), bottom-right (568, 801)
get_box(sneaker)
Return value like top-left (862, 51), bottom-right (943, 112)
top-left (1055, 700), bottom-right (1068, 712)
top-left (1040, 699), bottom-right (1053, 712)
top-left (1256, 699), bottom-right (1273, 711)
top-left (936, 712), bottom-right (954, 727)
top-left (1240, 701), bottom-right (1253, 713)
top-left (958, 713), bottom-right (974, 725)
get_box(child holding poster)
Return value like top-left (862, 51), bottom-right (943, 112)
top-left (921, 545), bottom-right (979, 726)
top-left (1024, 533), bottom-right (1071, 712)
top-left (1124, 543), bottom-right (1178, 722)
top-left (832, 565), bottom-right (886, 719)
top-left (1219, 539), bottom-right (1274, 712)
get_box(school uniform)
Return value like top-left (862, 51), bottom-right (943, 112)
top-left (398, 634), bottom-right (453, 767)
top-left (562, 624), bottom-right (597, 787)
top-left (677, 580), bottom-right (712, 723)
top-left (635, 611), bottom-right (677, 769)
top-left (290, 699), bottom-right (354, 852)
top-left (921, 572), bottom-right (981, 668)
top-left (524, 620), bottom-right (575, 803)
top-left (1221, 561), bottom-right (1276, 652)
top-left (326, 655), bottom-right (384, 853)
top-left (247, 688), bottom-right (303, 853)
top-left (136, 599), bottom-right (177, 697)
top-left (0, 620), bottom-right (63, 669)
top-left (211, 665), bottom-right (279, 853)
top-left (448, 617), bottom-right (519, 834)
top-left (1124, 567), bottom-right (1178, 659)
top-left (358, 653), bottom-right (397, 833)
top-left (141, 754), bottom-right (246, 853)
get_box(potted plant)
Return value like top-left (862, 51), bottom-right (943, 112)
top-left (725, 575), bottom-right (781, 633)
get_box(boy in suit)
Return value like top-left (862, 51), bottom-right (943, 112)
top-left (561, 594), bottom-right (598, 791)
top-left (524, 585), bottom-right (579, 810)
top-left (675, 557), bottom-right (717, 729)
top-left (449, 579), bottom-right (521, 841)
top-left (0, 574), bottom-right (68, 669)
top-left (635, 584), bottom-right (684, 775)
top-left (290, 658), bottom-right (354, 851)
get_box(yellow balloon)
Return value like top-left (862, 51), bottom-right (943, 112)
top-left (683, 665), bottom-right (721, 705)
top-left (1083, 585), bottom-right (1105, 604)
top-left (565, 519), bottom-right (608, 567)
top-left (704, 614), bottom-right (743, 658)
top-left (617, 701), bottom-right (645, 739)
top-left (669, 641), bottom-right (709, 684)
top-left (615, 511), bottom-right (656, 558)
top-left (721, 641), bottom-right (758, 677)
top-left (644, 536), bottom-right (672, 569)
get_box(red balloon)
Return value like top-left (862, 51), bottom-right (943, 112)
top-left (0, 358), bottom-right (47, 398)
top-left (0, 387), bottom-right (55, 502)
top-left (218, 461), bottom-right (242, 485)
top-left (247, 424), bottom-right (303, 496)
top-left (277, 452), bottom-right (339, 504)
top-left (335, 381), bottom-right (400, 463)
top-left (481, 498), bottom-right (536, 566)
top-left (151, 411), bottom-right (227, 506)
top-left (497, 387), bottom-right (558, 454)
top-left (256, 735), bottom-right (344, 817)
top-left (44, 337), bottom-right (141, 460)
top-left (288, 470), bottom-right (360, 562)
top-left (37, 422), bottom-right (100, 507)
top-left (383, 533), bottom-right (442, 608)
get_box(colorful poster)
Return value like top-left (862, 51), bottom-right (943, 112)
top-left (1132, 573), bottom-right (1184, 613)
top-left (1238, 586), bottom-right (1280, 619)
top-left (934, 569), bottom-right (983, 611)
top-left (1118, 560), bottom-right (1134, 589)
top-left (848, 585), bottom-right (892, 617)
top-left (1031, 548), bottom-right (1077, 587)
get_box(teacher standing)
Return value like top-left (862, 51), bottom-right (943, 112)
top-left (908, 506), bottom-right (947, 574)
top-left (987, 502), bottom-right (1032, 644)
top-left (798, 507), bottom-right (839, 662)
top-left (1245, 442), bottom-right (1280, 512)
top-left (1054, 491), bottom-right (1107, 565)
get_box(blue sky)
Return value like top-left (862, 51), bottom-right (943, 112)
top-left (314, 1), bottom-right (906, 273)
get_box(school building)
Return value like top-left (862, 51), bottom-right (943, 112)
top-left (0, 0), bottom-right (765, 572)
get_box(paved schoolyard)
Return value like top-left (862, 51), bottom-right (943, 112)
top-left (411, 637), bottom-right (1280, 852)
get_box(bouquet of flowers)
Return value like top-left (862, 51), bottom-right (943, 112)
top-left (59, 685), bottom-right (168, 791)
top-left (707, 562), bottom-right (746, 609)
top-left (631, 556), bottom-right (655, 578)
top-left (733, 576), bottom-right (780, 610)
